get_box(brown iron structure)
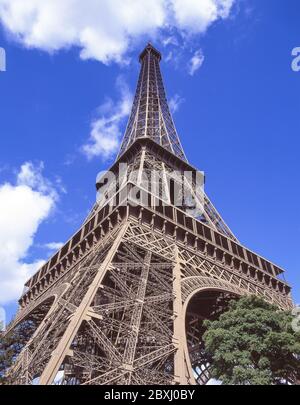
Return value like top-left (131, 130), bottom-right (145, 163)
top-left (6, 44), bottom-right (292, 385)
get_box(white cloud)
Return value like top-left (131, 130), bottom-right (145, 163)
top-left (188, 49), bottom-right (205, 75)
top-left (169, 94), bottom-right (185, 113)
top-left (171, 0), bottom-right (234, 33)
top-left (162, 35), bottom-right (179, 47)
top-left (44, 242), bottom-right (64, 251)
top-left (0, 162), bottom-right (58, 305)
top-left (0, 0), bottom-right (235, 64)
top-left (82, 76), bottom-right (132, 160)
top-left (17, 161), bottom-right (58, 200)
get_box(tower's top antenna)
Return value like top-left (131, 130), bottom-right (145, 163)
top-left (118, 44), bottom-right (186, 161)
top-left (139, 42), bottom-right (162, 63)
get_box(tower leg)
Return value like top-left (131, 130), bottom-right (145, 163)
top-left (172, 247), bottom-right (191, 384)
top-left (39, 223), bottom-right (128, 385)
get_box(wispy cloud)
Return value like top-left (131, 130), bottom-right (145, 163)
top-left (162, 35), bottom-right (179, 47)
top-left (169, 94), bottom-right (185, 114)
top-left (17, 161), bottom-right (58, 201)
top-left (43, 242), bottom-right (64, 251)
top-left (188, 49), bottom-right (205, 76)
top-left (82, 77), bottom-right (132, 161)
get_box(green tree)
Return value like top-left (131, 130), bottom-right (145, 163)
top-left (203, 295), bottom-right (300, 385)
top-left (0, 321), bottom-right (35, 384)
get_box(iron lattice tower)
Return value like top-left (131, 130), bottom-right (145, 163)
top-left (6, 44), bottom-right (292, 385)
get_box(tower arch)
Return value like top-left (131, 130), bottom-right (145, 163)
top-left (182, 277), bottom-right (244, 385)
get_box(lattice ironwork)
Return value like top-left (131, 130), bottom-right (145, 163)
top-left (4, 44), bottom-right (293, 386)
top-left (118, 43), bottom-right (187, 161)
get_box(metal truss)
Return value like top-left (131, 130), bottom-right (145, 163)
top-left (5, 44), bottom-right (293, 386)
top-left (140, 149), bottom-right (238, 240)
top-left (6, 217), bottom-right (291, 385)
top-left (117, 44), bottom-right (187, 161)
top-left (7, 223), bottom-right (177, 385)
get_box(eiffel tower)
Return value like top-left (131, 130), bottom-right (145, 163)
top-left (6, 44), bottom-right (292, 385)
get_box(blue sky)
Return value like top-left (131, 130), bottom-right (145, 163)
top-left (0, 0), bottom-right (299, 323)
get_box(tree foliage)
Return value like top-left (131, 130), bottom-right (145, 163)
top-left (0, 321), bottom-right (35, 385)
top-left (203, 295), bottom-right (300, 385)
